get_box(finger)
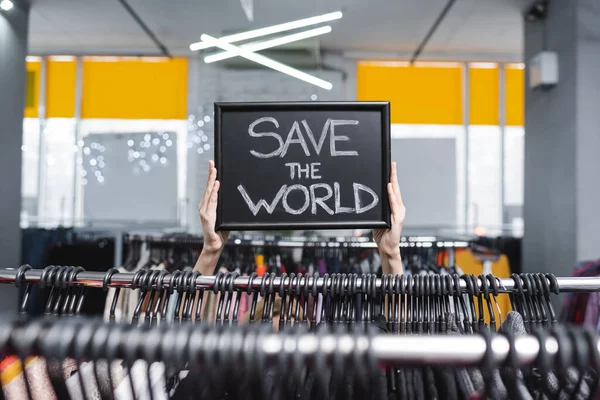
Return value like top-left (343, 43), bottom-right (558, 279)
top-left (391, 162), bottom-right (404, 205)
top-left (387, 182), bottom-right (399, 216)
top-left (209, 180), bottom-right (220, 205)
top-left (200, 162), bottom-right (217, 210)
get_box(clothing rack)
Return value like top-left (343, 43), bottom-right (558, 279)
top-left (124, 234), bottom-right (471, 249)
top-left (2, 267), bottom-right (600, 293)
top-left (0, 315), bottom-right (596, 368)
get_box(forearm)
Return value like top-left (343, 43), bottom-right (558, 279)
top-left (193, 248), bottom-right (222, 276)
top-left (380, 250), bottom-right (403, 276)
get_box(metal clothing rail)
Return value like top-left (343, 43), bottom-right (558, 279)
top-left (1, 267), bottom-right (600, 293)
top-left (124, 234), bottom-right (471, 249)
top-left (3, 316), bottom-right (598, 368)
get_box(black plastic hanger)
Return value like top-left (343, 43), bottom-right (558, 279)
top-left (583, 328), bottom-right (600, 396)
top-left (42, 317), bottom-right (73, 399)
top-left (15, 265), bottom-right (32, 316)
top-left (479, 274), bottom-right (495, 331)
top-left (511, 273), bottom-right (530, 331)
top-left (90, 323), bottom-right (115, 400)
top-left (291, 274), bottom-right (302, 326)
top-left (103, 268), bottom-right (121, 322)
top-left (567, 327), bottom-right (589, 400)
top-left (181, 271), bottom-right (196, 323)
top-left (53, 266), bottom-right (73, 315)
top-left (144, 269), bottom-right (161, 326)
top-left (551, 326), bottom-right (573, 391)
top-left (302, 274), bottom-right (311, 327)
top-left (214, 272), bottom-right (227, 325)
top-left (454, 274), bottom-right (470, 333)
top-left (531, 327), bottom-right (554, 397)
top-left (532, 274), bottom-right (548, 327)
top-left (310, 272), bottom-right (320, 329)
top-left (545, 273), bottom-right (560, 324)
top-left (223, 271), bottom-right (239, 325)
top-left (131, 270), bottom-right (152, 325)
top-left (521, 274), bottom-right (541, 328)
top-left (73, 320), bottom-right (97, 400)
top-left (480, 329), bottom-right (496, 400)
top-left (247, 272), bottom-right (259, 324)
top-left (151, 269), bottom-right (168, 326)
top-left (320, 273), bottom-right (330, 326)
top-left (278, 273), bottom-right (289, 331)
top-left (43, 265), bottom-right (60, 315)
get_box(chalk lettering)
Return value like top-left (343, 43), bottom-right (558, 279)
top-left (302, 119), bottom-right (331, 155)
top-left (238, 184), bottom-right (287, 215)
top-left (280, 121), bottom-right (311, 158)
top-left (248, 117), bottom-right (284, 158)
top-left (310, 183), bottom-right (334, 215)
top-left (284, 162), bottom-right (323, 180)
top-left (248, 117), bottom-right (360, 158)
top-left (284, 162), bottom-right (297, 179)
top-left (353, 183), bottom-right (379, 214)
top-left (334, 182), bottom-right (354, 213)
top-left (330, 120), bottom-right (359, 156)
top-left (297, 163), bottom-right (310, 179)
top-left (310, 162), bottom-right (322, 179)
top-left (282, 184), bottom-right (310, 215)
top-left (239, 182), bottom-right (378, 216)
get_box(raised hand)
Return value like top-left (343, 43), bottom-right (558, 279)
top-left (373, 162), bottom-right (406, 274)
top-left (198, 160), bottom-right (229, 255)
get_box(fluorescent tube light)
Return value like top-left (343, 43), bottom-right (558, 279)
top-left (190, 11), bottom-right (342, 51)
top-left (0, 0), bottom-right (14, 11)
top-left (200, 34), bottom-right (333, 90)
top-left (204, 26), bottom-right (332, 64)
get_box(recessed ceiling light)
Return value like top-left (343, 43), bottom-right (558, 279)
top-left (0, 0), bottom-right (14, 11)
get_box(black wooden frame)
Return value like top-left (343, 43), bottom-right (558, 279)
top-left (214, 101), bottom-right (391, 231)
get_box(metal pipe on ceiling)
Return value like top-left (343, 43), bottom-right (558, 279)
top-left (116, 0), bottom-right (172, 58)
top-left (410, 0), bottom-right (456, 64)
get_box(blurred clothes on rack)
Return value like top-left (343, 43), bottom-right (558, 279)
top-left (561, 259), bottom-right (600, 325)
top-left (20, 228), bottom-right (115, 317)
top-left (453, 247), bottom-right (512, 321)
top-left (473, 236), bottom-right (522, 274)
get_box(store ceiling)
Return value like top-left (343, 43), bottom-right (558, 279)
top-left (28, 0), bottom-right (527, 60)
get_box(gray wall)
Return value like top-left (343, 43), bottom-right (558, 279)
top-left (392, 138), bottom-right (457, 228)
top-left (524, 0), bottom-right (600, 280)
top-left (575, 0), bottom-right (600, 261)
top-left (82, 133), bottom-right (179, 224)
top-left (0, 3), bottom-right (29, 309)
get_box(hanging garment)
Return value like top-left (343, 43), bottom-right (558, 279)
top-left (113, 360), bottom-right (168, 400)
top-left (0, 356), bottom-right (57, 400)
top-left (584, 291), bottom-right (600, 331)
top-left (66, 360), bottom-right (128, 399)
top-left (561, 260), bottom-right (600, 324)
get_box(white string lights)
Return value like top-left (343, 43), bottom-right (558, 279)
top-left (187, 105), bottom-right (212, 155)
top-left (126, 132), bottom-right (174, 176)
top-left (82, 141), bottom-right (106, 185)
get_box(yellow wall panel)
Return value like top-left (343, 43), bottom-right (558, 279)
top-left (24, 61), bottom-right (41, 118)
top-left (46, 59), bottom-right (77, 118)
top-left (81, 57), bottom-right (188, 120)
top-left (505, 65), bottom-right (525, 126)
top-left (357, 62), bottom-right (463, 125)
top-left (469, 66), bottom-right (499, 125)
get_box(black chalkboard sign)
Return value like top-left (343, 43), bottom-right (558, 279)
top-left (214, 102), bottom-right (391, 231)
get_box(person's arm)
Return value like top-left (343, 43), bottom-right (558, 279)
top-left (194, 160), bottom-right (229, 276)
top-left (374, 162), bottom-right (406, 276)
